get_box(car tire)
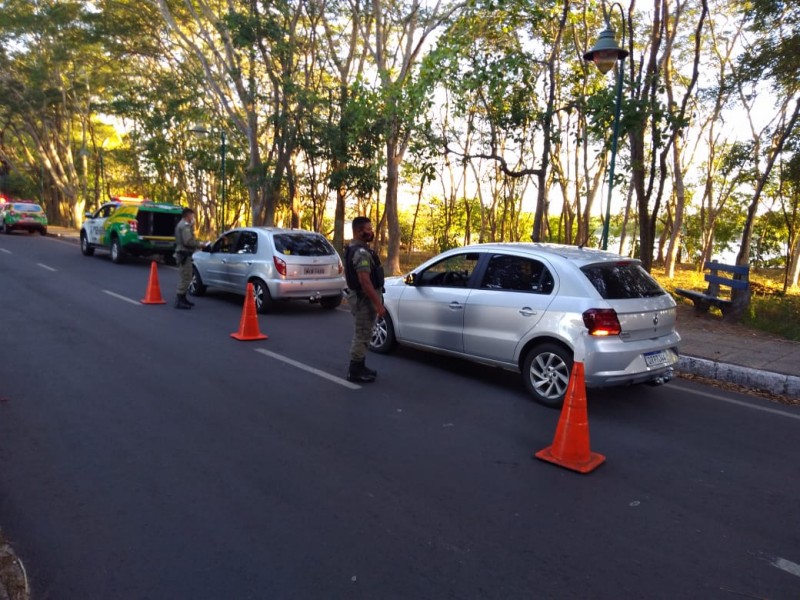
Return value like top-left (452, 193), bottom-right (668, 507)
top-left (80, 232), bottom-right (95, 256)
top-left (110, 237), bottom-right (124, 264)
top-left (252, 279), bottom-right (274, 314)
top-left (370, 313), bottom-right (397, 354)
top-left (188, 267), bottom-right (207, 296)
top-left (319, 293), bottom-right (343, 309)
top-left (40, 228), bottom-right (47, 236)
top-left (522, 342), bottom-right (573, 408)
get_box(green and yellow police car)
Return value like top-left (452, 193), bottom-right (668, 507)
top-left (0, 200), bottom-right (48, 235)
top-left (80, 196), bottom-right (184, 264)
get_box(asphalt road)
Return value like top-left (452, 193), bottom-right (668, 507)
top-left (1, 233), bottom-right (799, 599)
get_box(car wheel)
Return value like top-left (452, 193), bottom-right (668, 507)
top-left (370, 313), bottom-right (397, 354)
top-left (80, 232), bottom-right (95, 256)
top-left (188, 267), bottom-right (207, 296)
top-left (252, 279), bottom-right (274, 314)
top-left (40, 228), bottom-right (47, 236)
top-left (110, 237), bottom-right (124, 264)
top-left (522, 342), bottom-right (573, 408)
top-left (319, 293), bottom-right (343, 309)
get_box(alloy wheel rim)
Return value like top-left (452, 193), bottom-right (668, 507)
top-left (529, 352), bottom-right (570, 400)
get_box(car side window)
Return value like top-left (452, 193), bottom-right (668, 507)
top-left (417, 253), bottom-right (480, 287)
top-left (213, 232), bottom-right (239, 254)
top-left (481, 255), bottom-right (554, 294)
top-left (235, 231), bottom-right (258, 254)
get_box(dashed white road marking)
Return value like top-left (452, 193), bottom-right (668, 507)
top-left (103, 290), bottom-right (141, 306)
top-left (771, 557), bottom-right (800, 578)
top-left (254, 348), bottom-right (361, 390)
top-left (672, 383), bottom-right (800, 421)
top-left (0, 248), bottom-right (11, 254)
top-left (37, 263), bottom-right (57, 272)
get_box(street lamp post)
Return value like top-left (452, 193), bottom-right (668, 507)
top-left (584, 3), bottom-right (629, 251)
top-left (190, 125), bottom-right (227, 230)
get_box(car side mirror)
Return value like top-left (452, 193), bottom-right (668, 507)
top-left (405, 273), bottom-right (417, 285)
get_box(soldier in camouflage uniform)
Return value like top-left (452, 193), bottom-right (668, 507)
top-left (173, 208), bottom-right (208, 310)
top-left (344, 216), bottom-right (385, 383)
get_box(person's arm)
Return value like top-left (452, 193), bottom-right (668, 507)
top-left (357, 270), bottom-right (386, 317)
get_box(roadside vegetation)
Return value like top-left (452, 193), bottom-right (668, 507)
top-left (656, 265), bottom-right (800, 341)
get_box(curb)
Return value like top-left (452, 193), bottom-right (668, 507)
top-left (677, 355), bottom-right (800, 398)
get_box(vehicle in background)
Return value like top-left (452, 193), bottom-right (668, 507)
top-left (190, 227), bottom-right (345, 313)
top-left (1, 201), bottom-right (48, 235)
top-left (370, 243), bottom-right (681, 407)
top-left (80, 196), bottom-right (183, 264)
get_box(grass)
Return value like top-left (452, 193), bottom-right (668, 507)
top-left (653, 264), bottom-right (800, 342)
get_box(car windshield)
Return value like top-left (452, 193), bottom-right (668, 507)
top-left (13, 203), bottom-right (42, 212)
top-left (581, 262), bottom-right (665, 299)
top-left (273, 233), bottom-right (335, 256)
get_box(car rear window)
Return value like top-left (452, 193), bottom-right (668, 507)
top-left (273, 233), bottom-right (335, 256)
top-left (581, 262), bottom-right (665, 299)
top-left (13, 203), bottom-right (42, 212)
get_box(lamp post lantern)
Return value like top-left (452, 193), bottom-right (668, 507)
top-left (584, 4), bottom-right (629, 251)
top-left (190, 125), bottom-right (227, 230)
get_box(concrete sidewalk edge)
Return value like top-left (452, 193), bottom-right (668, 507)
top-left (678, 355), bottom-right (800, 398)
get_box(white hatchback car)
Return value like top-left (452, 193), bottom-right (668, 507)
top-left (189, 227), bottom-right (345, 312)
top-left (370, 243), bottom-right (681, 407)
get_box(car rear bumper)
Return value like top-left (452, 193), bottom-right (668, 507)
top-left (6, 222), bottom-right (47, 232)
top-left (272, 277), bottom-right (346, 300)
top-left (584, 332), bottom-right (681, 387)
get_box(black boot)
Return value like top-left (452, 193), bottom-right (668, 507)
top-left (174, 294), bottom-right (191, 309)
top-left (347, 360), bottom-right (376, 383)
top-left (360, 360), bottom-right (377, 378)
top-left (181, 294), bottom-right (195, 307)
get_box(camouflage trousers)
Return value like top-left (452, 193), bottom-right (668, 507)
top-left (348, 291), bottom-right (378, 361)
top-left (176, 257), bottom-right (193, 295)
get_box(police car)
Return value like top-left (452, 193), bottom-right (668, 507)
top-left (80, 196), bottom-right (184, 264)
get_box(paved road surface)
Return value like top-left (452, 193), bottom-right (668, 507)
top-left (1, 233), bottom-right (799, 599)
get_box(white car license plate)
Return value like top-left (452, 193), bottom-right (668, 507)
top-left (304, 267), bottom-right (326, 275)
top-left (644, 350), bottom-right (668, 367)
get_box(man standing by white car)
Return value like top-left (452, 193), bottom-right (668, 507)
top-left (173, 208), bottom-right (207, 310)
top-left (344, 217), bottom-right (385, 382)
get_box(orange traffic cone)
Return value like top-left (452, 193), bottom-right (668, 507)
top-left (534, 361), bottom-right (605, 473)
top-left (141, 261), bottom-right (166, 305)
top-left (230, 283), bottom-right (268, 341)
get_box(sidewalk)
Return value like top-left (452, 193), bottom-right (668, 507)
top-left (46, 226), bottom-right (800, 400)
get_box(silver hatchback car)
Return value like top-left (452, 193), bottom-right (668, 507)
top-left (370, 243), bottom-right (681, 407)
top-left (189, 227), bottom-right (345, 312)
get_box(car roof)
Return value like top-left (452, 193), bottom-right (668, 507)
top-left (458, 242), bottom-right (640, 267)
top-left (233, 227), bottom-right (324, 235)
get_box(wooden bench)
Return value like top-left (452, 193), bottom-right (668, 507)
top-left (675, 261), bottom-right (751, 322)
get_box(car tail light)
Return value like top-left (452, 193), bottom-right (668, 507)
top-left (583, 308), bottom-right (621, 336)
top-left (337, 257), bottom-right (343, 275)
top-left (273, 255), bottom-right (287, 276)
top-left (127, 219), bottom-right (138, 232)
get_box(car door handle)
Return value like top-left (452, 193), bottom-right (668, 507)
top-left (449, 301), bottom-right (464, 310)
top-left (519, 307), bottom-right (537, 317)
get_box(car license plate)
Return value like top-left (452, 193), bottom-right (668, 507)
top-left (644, 350), bottom-right (668, 367)
top-left (304, 267), bottom-right (326, 275)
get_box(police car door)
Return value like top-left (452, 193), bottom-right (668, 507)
top-left (86, 204), bottom-right (115, 244)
